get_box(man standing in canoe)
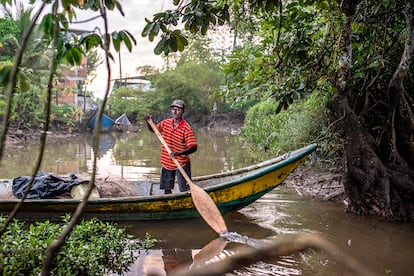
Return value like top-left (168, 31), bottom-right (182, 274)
top-left (144, 100), bottom-right (198, 194)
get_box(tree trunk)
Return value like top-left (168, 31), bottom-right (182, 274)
top-left (327, 0), bottom-right (414, 221)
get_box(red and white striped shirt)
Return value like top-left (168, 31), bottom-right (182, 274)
top-left (157, 118), bottom-right (197, 170)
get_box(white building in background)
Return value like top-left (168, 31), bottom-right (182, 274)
top-left (112, 76), bottom-right (153, 92)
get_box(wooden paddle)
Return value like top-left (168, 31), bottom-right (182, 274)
top-left (146, 118), bottom-right (228, 234)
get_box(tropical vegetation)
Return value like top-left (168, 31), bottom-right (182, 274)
top-left (0, 5), bottom-right (102, 130)
top-left (0, 214), bottom-right (155, 275)
top-left (0, 0), bottom-right (413, 273)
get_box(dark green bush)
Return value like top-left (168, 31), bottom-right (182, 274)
top-left (0, 214), bottom-right (156, 275)
top-left (243, 92), bottom-right (339, 163)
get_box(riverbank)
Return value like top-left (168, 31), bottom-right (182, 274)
top-left (5, 127), bottom-right (80, 146)
top-left (284, 166), bottom-right (345, 202)
top-left (4, 111), bottom-right (245, 145)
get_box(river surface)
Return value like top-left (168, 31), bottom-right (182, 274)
top-left (0, 129), bottom-right (413, 275)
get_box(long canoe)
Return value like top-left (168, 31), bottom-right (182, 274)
top-left (0, 144), bottom-right (317, 220)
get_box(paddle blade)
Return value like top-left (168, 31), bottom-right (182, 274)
top-left (189, 183), bottom-right (228, 234)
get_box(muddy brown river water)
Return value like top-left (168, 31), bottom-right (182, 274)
top-left (0, 129), bottom-right (413, 275)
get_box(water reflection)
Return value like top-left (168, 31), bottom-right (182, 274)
top-left (124, 239), bottom-right (227, 276)
top-left (124, 218), bottom-right (300, 276)
top-left (125, 242), bottom-right (303, 276)
top-left (86, 133), bottom-right (116, 158)
top-left (0, 129), bottom-right (266, 181)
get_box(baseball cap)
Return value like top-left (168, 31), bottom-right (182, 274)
top-left (170, 99), bottom-right (185, 109)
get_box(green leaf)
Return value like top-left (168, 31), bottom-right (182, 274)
top-left (79, 33), bottom-right (103, 51)
top-left (169, 35), bottom-right (177, 52)
top-left (175, 33), bottom-right (188, 51)
top-left (63, 47), bottom-right (83, 66)
top-left (153, 22), bottom-right (161, 35)
top-left (104, 0), bottom-right (115, 10)
top-left (122, 35), bottom-right (132, 52)
top-left (121, 30), bottom-right (136, 51)
top-left (154, 38), bottom-right (165, 55)
top-left (114, 0), bottom-right (125, 16)
top-left (149, 32), bottom-right (155, 42)
top-left (160, 23), bottom-right (168, 33)
top-left (112, 31), bottom-right (121, 51)
top-left (142, 22), bottom-right (155, 37)
top-left (0, 0), bottom-right (12, 5)
top-left (39, 14), bottom-right (54, 39)
top-left (164, 42), bottom-right (170, 55)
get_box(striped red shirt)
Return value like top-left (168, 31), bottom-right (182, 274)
top-left (157, 118), bottom-right (197, 170)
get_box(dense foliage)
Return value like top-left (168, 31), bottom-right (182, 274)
top-left (0, 8), bottom-right (50, 127)
top-left (222, 3), bottom-right (333, 113)
top-left (243, 92), bottom-right (337, 159)
top-left (107, 86), bottom-right (146, 121)
top-left (0, 7), bottom-right (77, 128)
top-left (149, 60), bottom-right (221, 119)
top-left (0, 214), bottom-right (156, 275)
top-left (0, 16), bottom-right (20, 62)
top-left (109, 34), bottom-right (225, 123)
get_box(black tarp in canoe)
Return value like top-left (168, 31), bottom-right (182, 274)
top-left (12, 172), bottom-right (87, 199)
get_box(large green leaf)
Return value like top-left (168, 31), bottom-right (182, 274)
top-left (79, 33), bottom-right (103, 51)
top-left (62, 46), bottom-right (83, 66)
top-left (118, 30), bottom-right (136, 52)
top-left (39, 14), bottom-right (55, 39)
top-left (112, 31), bottom-right (121, 51)
top-left (154, 37), bottom-right (165, 55)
